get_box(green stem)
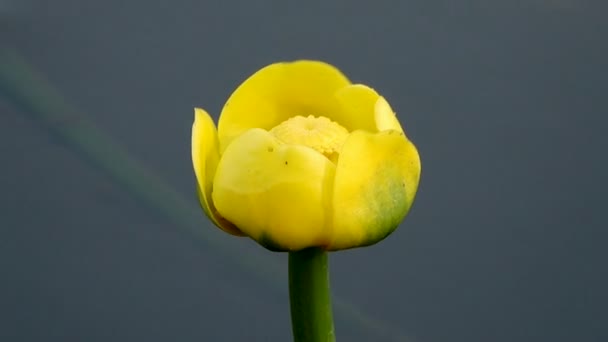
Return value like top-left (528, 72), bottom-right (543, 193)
top-left (289, 248), bottom-right (335, 342)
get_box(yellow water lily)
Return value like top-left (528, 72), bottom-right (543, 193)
top-left (191, 60), bottom-right (421, 252)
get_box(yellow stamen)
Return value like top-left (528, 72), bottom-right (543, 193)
top-left (270, 115), bottom-right (349, 162)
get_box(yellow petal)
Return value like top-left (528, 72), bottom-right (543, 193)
top-left (333, 84), bottom-right (404, 133)
top-left (374, 96), bottom-right (404, 133)
top-left (217, 60), bottom-right (351, 152)
top-left (191, 108), bottom-right (243, 236)
top-left (333, 84), bottom-right (381, 132)
top-left (330, 130), bottom-right (421, 250)
top-left (212, 128), bottom-right (336, 251)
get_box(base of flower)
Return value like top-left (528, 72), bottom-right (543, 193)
top-left (289, 248), bottom-right (336, 342)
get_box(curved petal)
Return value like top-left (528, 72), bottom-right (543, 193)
top-left (374, 96), bottom-right (404, 133)
top-left (217, 60), bottom-right (351, 152)
top-left (333, 84), bottom-right (404, 134)
top-left (333, 84), bottom-right (381, 132)
top-left (212, 128), bottom-right (335, 251)
top-left (329, 130), bottom-right (421, 250)
top-left (191, 108), bottom-right (243, 236)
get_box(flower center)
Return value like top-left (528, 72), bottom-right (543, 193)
top-left (270, 115), bottom-right (349, 161)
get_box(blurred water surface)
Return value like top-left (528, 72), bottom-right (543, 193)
top-left (1, 1), bottom-right (607, 341)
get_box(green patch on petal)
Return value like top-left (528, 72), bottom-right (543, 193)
top-left (330, 130), bottom-right (421, 250)
top-left (357, 165), bottom-right (410, 247)
top-left (258, 232), bottom-right (290, 252)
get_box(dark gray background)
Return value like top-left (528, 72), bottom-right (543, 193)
top-left (1, 1), bottom-right (607, 341)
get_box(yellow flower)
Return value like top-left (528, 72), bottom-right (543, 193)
top-left (191, 61), bottom-right (421, 251)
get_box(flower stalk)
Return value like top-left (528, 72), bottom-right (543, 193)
top-left (289, 248), bottom-right (335, 342)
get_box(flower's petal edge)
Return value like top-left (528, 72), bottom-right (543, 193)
top-left (333, 84), bottom-right (381, 133)
top-left (374, 96), bottom-right (404, 133)
top-left (191, 108), bottom-right (244, 236)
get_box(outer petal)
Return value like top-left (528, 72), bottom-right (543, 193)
top-left (212, 128), bottom-right (336, 251)
top-left (329, 130), bottom-right (421, 250)
top-left (217, 60), bottom-right (351, 152)
top-left (333, 84), bottom-right (383, 133)
top-left (191, 108), bottom-right (243, 236)
top-left (374, 95), bottom-right (404, 133)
